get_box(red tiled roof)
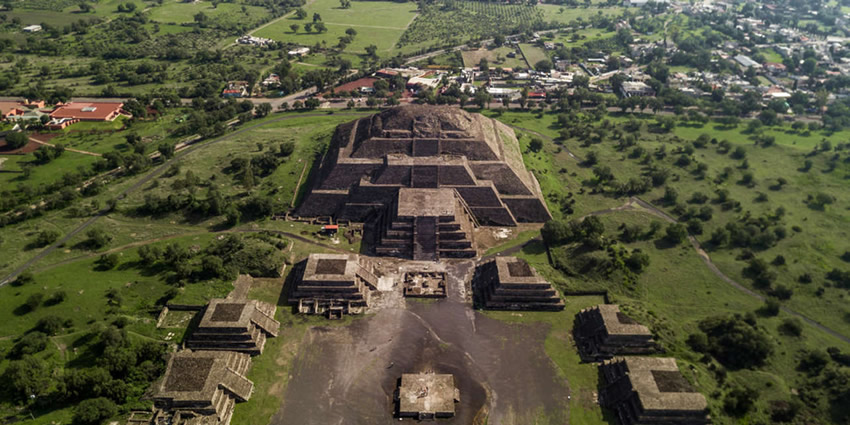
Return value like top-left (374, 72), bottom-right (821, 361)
top-left (49, 102), bottom-right (124, 121)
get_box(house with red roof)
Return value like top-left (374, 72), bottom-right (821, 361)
top-left (49, 102), bottom-right (126, 121)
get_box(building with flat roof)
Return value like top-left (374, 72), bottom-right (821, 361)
top-left (291, 253), bottom-right (377, 318)
top-left (49, 102), bottom-right (125, 121)
top-left (185, 296), bottom-right (280, 355)
top-left (733, 54), bottom-right (762, 69)
top-left (620, 81), bottom-right (655, 98)
top-left (396, 373), bottom-right (460, 419)
top-left (473, 256), bottom-right (564, 311)
top-left (599, 357), bottom-right (710, 425)
top-left (574, 304), bottom-right (659, 361)
top-left (153, 350), bottom-right (254, 425)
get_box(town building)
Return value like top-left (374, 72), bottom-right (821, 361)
top-left (574, 304), bottom-right (659, 361)
top-left (287, 47), bottom-right (311, 57)
top-left (599, 357), bottom-right (710, 425)
top-left (733, 54), bottom-right (762, 69)
top-left (22, 25), bottom-right (42, 32)
top-left (185, 295), bottom-right (280, 355)
top-left (473, 256), bottom-right (564, 311)
top-left (620, 81), bottom-right (655, 98)
top-left (49, 102), bottom-right (125, 121)
top-left (396, 373), bottom-right (460, 420)
top-left (153, 350), bottom-right (254, 425)
top-left (290, 253), bottom-right (376, 318)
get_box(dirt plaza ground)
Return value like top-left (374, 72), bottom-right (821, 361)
top-left (272, 261), bottom-right (571, 425)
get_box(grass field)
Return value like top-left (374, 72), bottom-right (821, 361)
top-left (253, 0), bottom-right (417, 55)
top-left (519, 43), bottom-right (548, 68)
top-left (149, 0), bottom-right (269, 25)
top-left (461, 46), bottom-right (527, 69)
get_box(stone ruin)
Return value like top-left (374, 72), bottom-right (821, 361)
top-left (297, 105), bottom-right (551, 233)
top-left (289, 253), bottom-right (377, 318)
top-left (472, 256), bottom-right (564, 311)
top-left (152, 350), bottom-right (254, 425)
top-left (185, 298), bottom-right (280, 356)
top-left (396, 373), bottom-right (460, 420)
top-left (402, 270), bottom-right (447, 298)
top-left (574, 304), bottom-right (660, 361)
top-left (375, 187), bottom-right (476, 261)
top-left (599, 357), bottom-right (710, 425)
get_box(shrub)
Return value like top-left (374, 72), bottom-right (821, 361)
top-left (35, 315), bottom-right (69, 335)
top-left (724, 386), bottom-right (759, 416)
top-left (4, 131), bottom-right (29, 149)
top-left (759, 298), bottom-right (781, 317)
top-left (779, 318), bottom-right (803, 337)
top-left (798, 350), bottom-right (830, 375)
top-left (35, 229), bottom-right (61, 247)
top-left (25, 293), bottom-right (44, 310)
top-left (663, 223), bottom-right (688, 245)
top-left (11, 332), bottom-right (49, 357)
top-left (13, 271), bottom-right (35, 286)
top-left (698, 314), bottom-right (774, 369)
top-left (73, 397), bottom-right (118, 425)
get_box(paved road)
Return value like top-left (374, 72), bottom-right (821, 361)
top-left (0, 111), bottom-right (369, 287)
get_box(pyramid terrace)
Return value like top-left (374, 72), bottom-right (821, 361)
top-left (473, 256), bottom-right (564, 311)
top-left (599, 357), bottom-right (710, 425)
top-left (185, 299), bottom-right (280, 355)
top-left (574, 304), bottom-right (659, 361)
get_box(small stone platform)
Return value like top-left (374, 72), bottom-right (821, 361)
top-left (473, 256), bottom-right (564, 311)
top-left (402, 271), bottom-right (447, 298)
top-left (574, 304), bottom-right (659, 361)
top-left (185, 299), bottom-right (280, 355)
top-left (396, 373), bottom-right (460, 420)
top-left (290, 253), bottom-right (377, 318)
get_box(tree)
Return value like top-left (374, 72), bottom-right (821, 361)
top-left (312, 12), bottom-right (321, 22)
top-left (11, 332), bottom-right (49, 357)
top-left (696, 314), bottom-right (774, 369)
top-left (25, 293), bottom-right (44, 311)
top-left (664, 223), bottom-right (688, 245)
top-left (314, 22), bottom-right (326, 33)
top-left (157, 143), bottom-right (175, 159)
top-left (2, 356), bottom-right (52, 399)
top-left (4, 131), bottom-right (28, 149)
top-left (528, 138), bottom-right (543, 153)
top-left (73, 398), bottom-right (118, 425)
top-left (85, 228), bottom-right (112, 249)
top-left (493, 34), bottom-right (505, 46)
top-left (256, 102), bottom-right (272, 117)
top-left (339, 0), bottom-right (351, 8)
top-left (365, 44), bottom-right (378, 58)
top-left (290, 23), bottom-right (299, 34)
top-left (724, 386), bottom-right (759, 416)
top-left (35, 229), bottom-right (61, 247)
top-left (779, 317), bottom-right (803, 336)
top-left (295, 8), bottom-right (307, 19)
top-left (535, 59), bottom-right (553, 73)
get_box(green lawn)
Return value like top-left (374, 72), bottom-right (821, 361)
top-left (538, 4), bottom-right (624, 24)
top-left (254, 0), bottom-right (417, 55)
top-left (149, 0), bottom-right (268, 25)
top-left (519, 43), bottom-right (548, 68)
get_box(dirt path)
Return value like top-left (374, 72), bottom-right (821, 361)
top-left (29, 137), bottom-right (102, 157)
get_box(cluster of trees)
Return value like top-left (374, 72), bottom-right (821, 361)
top-left (137, 233), bottom-right (287, 283)
top-left (2, 326), bottom-right (168, 424)
top-left (688, 313), bottom-right (774, 369)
